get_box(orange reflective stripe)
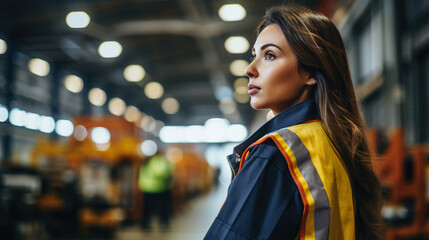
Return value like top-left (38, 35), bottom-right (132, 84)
top-left (236, 134), bottom-right (310, 240)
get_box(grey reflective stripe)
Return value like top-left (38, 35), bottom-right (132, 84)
top-left (276, 128), bottom-right (331, 240)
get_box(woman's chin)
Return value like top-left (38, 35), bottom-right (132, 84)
top-left (249, 100), bottom-right (266, 110)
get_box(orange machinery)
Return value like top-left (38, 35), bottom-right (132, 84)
top-left (31, 116), bottom-right (145, 238)
top-left (368, 129), bottom-right (429, 239)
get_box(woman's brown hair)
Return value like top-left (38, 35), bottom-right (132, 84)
top-left (258, 5), bottom-right (382, 239)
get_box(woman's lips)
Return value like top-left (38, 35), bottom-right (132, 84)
top-left (248, 84), bottom-right (261, 95)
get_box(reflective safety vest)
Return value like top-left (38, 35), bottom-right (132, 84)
top-left (237, 121), bottom-right (355, 240)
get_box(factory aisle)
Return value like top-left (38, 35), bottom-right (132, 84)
top-left (116, 184), bottom-right (228, 240)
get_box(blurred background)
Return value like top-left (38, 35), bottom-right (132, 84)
top-left (0, 0), bottom-right (428, 239)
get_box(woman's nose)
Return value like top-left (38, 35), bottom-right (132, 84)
top-left (245, 61), bottom-right (258, 78)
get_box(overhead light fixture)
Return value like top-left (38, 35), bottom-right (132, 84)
top-left (225, 36), bottom-right (249, 54)
top-left (124, 64), bottom-right (145, 82)
top-left (162, 98), bottom-right (179, 114)
top-left (230, 60), bottom-right (249, 76)
top-left (218, 4), bottom-right (246, 21)
top-left (159, 121), bottom-right (248, 143)
top-left (90, 127), bottom-right (111, 144)
top-left (141, 115), bottom-right (157, 133)
top-left (55, 119), bottom-right (74, 137)
top-left (234, 78), bottom-right (248, 93)
top-left (124, 105), bottom-right (141, 122)
top-left (88, 88), bottom-right (107, 106)
top-left (214, 85), bottom-right (233, 101)
top-left (0, 39), bottom-right (7, 54)
top-left (40, 116), bottom-right (56, 133)
top-left (144, 82), bottom-right (164, 99)
top-left (219, 99), bottom-right (237, 115)
top-left (66, 11), bottom-right (90, 28)
top-left (0, 105), bottom-right (8, 122)
top-left (28, 58), bottom-right (50, 77)
top-left (235, 92), bottom-right (250, 103)
top-left (9, 108), bottom-right (26, 127)
top-left (141, 140), bottom-right (157, 156)
top-left (98, 41), bottom-right (122, 58)
top-left (227, 124), bottom-right (248, 142)
top-left (25, 112), bottom-right (41, 130)
top-left (74, 125), bottom-right (87, 141)
top-left (108, 97), bottom-right (126, 116)
top-left (64, 74), bottom-right (84, 93)
top-left (234, 77), bottom-right (250, 103)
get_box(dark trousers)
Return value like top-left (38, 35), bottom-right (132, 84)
top-left (142, 191), bottom-right (172, 228)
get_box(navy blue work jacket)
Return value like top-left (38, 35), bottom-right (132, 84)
top-left (204, 99), bottom-right (320, 240)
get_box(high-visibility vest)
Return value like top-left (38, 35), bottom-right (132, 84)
top-left (237, 121), bottom-right (355, 240)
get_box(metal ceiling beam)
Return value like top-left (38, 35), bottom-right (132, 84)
top-left (178, 0), bottom-right (243, 124)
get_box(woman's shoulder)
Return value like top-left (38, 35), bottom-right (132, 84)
top-left (246, 138), bottom-right (289, 174)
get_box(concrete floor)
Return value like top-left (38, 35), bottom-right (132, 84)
top-left (115, 184), bottom-right (228, 240)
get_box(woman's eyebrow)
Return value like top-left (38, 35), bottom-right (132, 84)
top-left (252, 43), bottom-right (283, 52)
top-left (252, 43), bottom-right (283, 54)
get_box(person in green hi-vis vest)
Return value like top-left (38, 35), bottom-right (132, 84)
top-left (138, 154), bottom-right (173, 229)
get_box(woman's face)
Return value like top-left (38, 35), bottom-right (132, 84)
top-left (245, 24), bottom-right (315, 115)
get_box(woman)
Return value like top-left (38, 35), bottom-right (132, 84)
top-left (205, 4), bottom-right (382, 240)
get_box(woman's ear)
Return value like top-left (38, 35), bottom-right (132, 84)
top-left (305, 73), bottom-right (317, 86)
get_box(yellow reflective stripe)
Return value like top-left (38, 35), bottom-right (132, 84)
top-left (272, 133), bottom-right (316, 240)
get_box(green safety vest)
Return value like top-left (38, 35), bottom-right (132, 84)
top-left (138, 155), bottom-right (172, 193)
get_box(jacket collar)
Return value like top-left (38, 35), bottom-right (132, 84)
top-left (233, 98), bottom-right (319, 158)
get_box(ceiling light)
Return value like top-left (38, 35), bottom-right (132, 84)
top-left (234, 77), bottom-right (248, 89)
top-left (218, 4), bottom-right (246, 21)
top-left (28, 58), bottom-right (50, 77)
top-left (108, 97), bottom-right (126, 116)
top-left (140, 115), bottom-right (154, 132)
top-left (204, 118), bottom-right (230, 143)
top-left (234, 77), bottom-right (248, 94)
top-left (141, 115), bottom-right (157, 133)
top-left (219, 99), bottom-right (237, 115)
top-left (88, 88), bottom-right (106, 106)
top-left (64, 74), bottom-right (84, 93)
top-left (25, 112), bottom-right (41, 130)
top-left (0, 39), bottom-right (7, 54)
top-left (184, 125), bottom-right (204, 142)
top-left (230, 60), bottom-right (248, 76)
top-left (225, 36), bottom-right (249, 54)
top-left (39, 116), bottom-right (55, 133)
top-left (91, 127), bottom-right (110, 144)
top-left (215, 85), bottom-right (233, 101)
top-left (144, 82), bottom-right (164, 99)
top-left (162, 98), bottom-right (179, 114)
top-left (66, 11), bottom-right (90, 28)
top-left (141, 140), bottom-right (157, 156)
top-left (227, 124), bottom-right (248, 142)
top-left (98, 41), bottom-right (122, 58)
top-left (124, 64), bottom-right (145, 82)
top-left (235, 92), bottom-right (250, 103)
top-left (0, 105), bottom-right (8, 122)
top-left (9, 108), bottom-right (26, 127)
top-left (96, 142), bottom-right (110, 151)
top-left (74, 125), bottom-right (87, 141)
top-left (55, 119), bottom-right (74, 137)
top-left (124, 105), bottom-right (141, 122)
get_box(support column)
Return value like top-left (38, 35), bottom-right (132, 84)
top-left (2, 41), bottom-right (15, 164)
top-left (50, 64), bottom-right (60, 140)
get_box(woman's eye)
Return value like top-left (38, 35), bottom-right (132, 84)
top-left (264, 52), bottom-right (276, 60)
top-left (250, 55), bottom-right (256, 61)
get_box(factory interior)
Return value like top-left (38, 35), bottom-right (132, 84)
top-left (0, 0), bottom-right (429, 239)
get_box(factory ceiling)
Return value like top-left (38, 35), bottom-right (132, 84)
top-left (0, 0), bottom-right (320, 128)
